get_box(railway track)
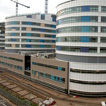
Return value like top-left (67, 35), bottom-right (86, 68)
top-left (0, 71), bottom-right (102, 106)
top-left (0, 72), bottom-right (68, 100)
top-left (0, 74), bottom-right (49, 99)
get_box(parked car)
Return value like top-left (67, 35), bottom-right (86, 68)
top-left (39, 98), bottom-right (56, 106)
top-left (101, 101), bottom-right (106, 106)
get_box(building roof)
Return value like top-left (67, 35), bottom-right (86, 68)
top-left (56, 0), bottom-right (76, 7)
top-left (5, 13), bottom-right (56, 19)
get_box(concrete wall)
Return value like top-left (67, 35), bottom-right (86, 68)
top-left (0, 52), bottom-right (24, 75)
top-left (31, 56), bottom-right (68, 91)
top-left (0, 51), bottom-right (69, 93)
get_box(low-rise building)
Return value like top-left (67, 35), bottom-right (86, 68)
top-left (0, 52), bottom-right (69, 93)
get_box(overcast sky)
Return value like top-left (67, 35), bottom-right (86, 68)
top-left (0, 0), bottom-right (68, 22)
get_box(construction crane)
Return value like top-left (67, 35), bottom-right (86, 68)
top-left (45, 0), bottom-right (48, 14)
top-left (10, 0), bottom-right (30, 16)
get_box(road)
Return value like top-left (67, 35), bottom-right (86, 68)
top-left (0, 96), bottom-right (13, 106)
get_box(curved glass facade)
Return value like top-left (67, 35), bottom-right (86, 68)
top-left (57, 26), bottom-right (98, 33)
top-left (57, 46), bottom-right (97, 53)
top-left (5, 14), bottom-right (56, 52)
top-left (6, 33), bottom-right (20, 36)
top-left (6, 27), bottom-right (20, 31)
top-left (21, 39), bottom-right (55, 43)
top-left (57, 36), bottom-right (97, 42)
top-left (6, 21), bottom-right (20, 25)
top-left (57, 16), bottom-right (98, 25)
top-left (57, 6), bottom-right (98, 16)
top-left (56, 0), bottom-right (106, 96)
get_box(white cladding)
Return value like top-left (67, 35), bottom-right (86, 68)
top-left (57, 0), bottom-right (106, 94)
top-left (5, 13), bottom-right (56, 52)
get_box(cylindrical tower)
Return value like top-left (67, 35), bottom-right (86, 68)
top-left (56, 0), bottom-right (106, 96)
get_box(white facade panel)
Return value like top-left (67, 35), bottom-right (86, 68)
top-left (69, 62), bottom-right (106, 70)
top-left (70, 82), bottom-right (106, 92)
top-left (56, 0), bottom-right (106, 95)
top-left (70, 72), bottom-right (106, 81)
top-left (5, 13), bottom-right (56, 53)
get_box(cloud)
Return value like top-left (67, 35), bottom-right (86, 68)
top-left (0, 0), bottom-right (68, 22)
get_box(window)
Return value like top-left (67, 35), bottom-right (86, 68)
top-left (90, 6), bottom-right (98, 12)
top-left (101, 17), bottom-right (106, 22)
top-left (101, 37), bottom-right (106, 43)
top-left (81, 16), bottom-right (90, 22)
top-left (26, 45), bottom-right (31, 48)
top-left (32, 70), bottom-right (36, 75)
top-left (100, 48), bottom-right (106, 53)
top-left (90, 26), bottom-right (98, 32)
top-left (81, 26), bottom-right (89, 32)
top-left (51, 15), bottom-right (56, 22)
top-left (22, 27), bottom-right (26, 31)
top-left (6, 33), bottom-right (19, 36)
top-left (89, 48), bottom-right (97, 53)
top-left (81, 37), bottom-right (89, 42)
top-left (33, 62), bottom-right (65, 71)
top-left (70, 68), bottom-right (106, 74)
top-left (6, 38), bottom-right (19, 42)
top-left (27, 15), bottom-right (32, 18)
top-left (41, 14), bottom-right (45, 20)
top-left (82, 6), bottom-right (90, 12)
top-left (101, 27), bottom-right (106, 32)
top-left (80, 47), bottom-right (89, 52)
top-left (32, 62), bottom-right (35, 65)
top-left (40, 72), bottom-right (44, 77)
top-left (36, 72), bottom-right (66, 83)
top-left (52, 17), bottom-right (56, 22)
top-left (22, 21), bottom-right (40, 26)
top-left (101, 6), bottom-right (106, 12)
top-left (90, 16), bottom-right (98, 22)
top-left (57, 6), bottom-right (98, 16)
top-left (45, 73), bottom-right (51, 79)
top-left (90, 37), bottom-right (97, 42)
top-left (57, 46), bottom-right (97, 53)
top-left (6, 21), bottom-right (20, 25)
top-left (57, 26), bottom-right (98, 33)
top-left (6, 27), bottom-right (19, 31)
top-left (57, 16), bottom-right (98, 25)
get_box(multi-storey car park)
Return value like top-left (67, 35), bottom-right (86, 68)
top-left (56, 0), bottom-right (106, 96)
top-left (5, 13), bottom-right (56, 53)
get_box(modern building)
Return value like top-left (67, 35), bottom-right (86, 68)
top-left (0, 22), bottom-right (5, 50)
top-left (0, 22), bottom-right (5, 34)
top-left (0, 51), bottom-right (68, 93)
top-left (56, 0), bottom-right (106, 96)
top-left (5, 13), bottom-right (56, 53)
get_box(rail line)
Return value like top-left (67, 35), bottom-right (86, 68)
top-left (0, 71), bottom-right (68, 101)
top-left (0, 74), bottom-right (49, 99)
top-left (0, 71), bottom-right (101, 106)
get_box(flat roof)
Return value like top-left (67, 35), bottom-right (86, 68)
top-left (57, 0), bottom-right (76, 7)
top-left (57, 0), bottom-right (70, 7)
top-left (5, 13), bottom-right (40, 19)
top-left (6, 13), bottom-right (56, 19)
